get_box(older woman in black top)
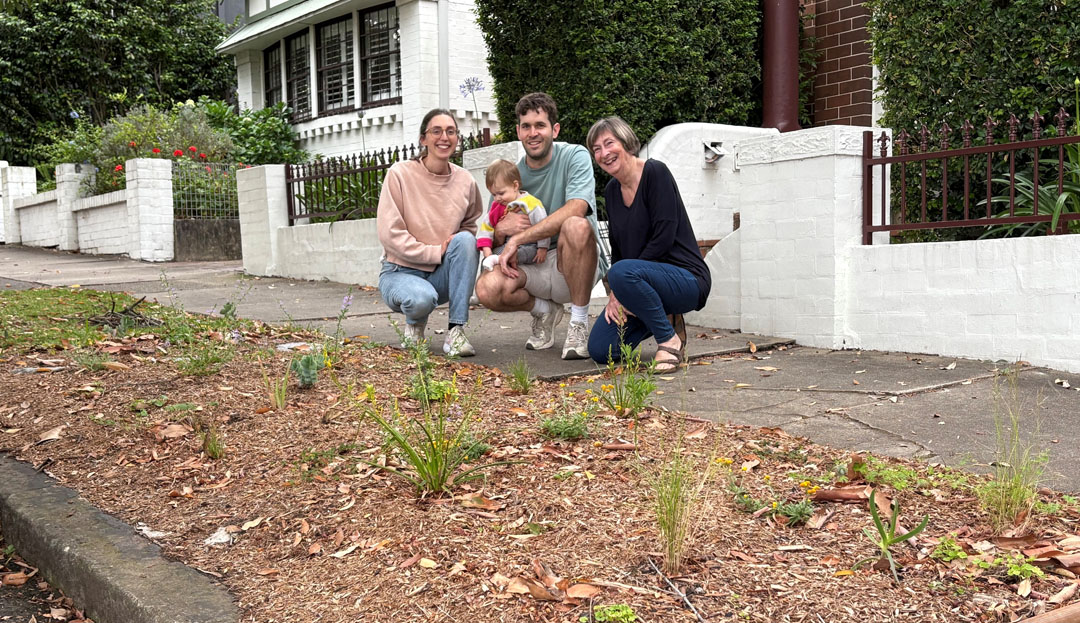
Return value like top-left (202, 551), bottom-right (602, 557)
top-left (585, 117), bottom-right (711, 371)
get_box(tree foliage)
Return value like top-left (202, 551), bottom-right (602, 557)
top-left (868, 0), bottom-right (1080, 135)
top-left (0, 0), bottom-right (235, 165)
top-left (474, 0), bottom-right (761, 147)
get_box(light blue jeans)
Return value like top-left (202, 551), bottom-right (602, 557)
top-left (378, 231), bottom-right (479, 326)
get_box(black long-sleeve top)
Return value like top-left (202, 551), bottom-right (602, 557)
top-left (603, 159), bottom-right (712, 309)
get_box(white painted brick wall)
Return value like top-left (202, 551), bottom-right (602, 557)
top-left (2, 166), bottom-right (37, 244)
top-left (125, 159), bottom-right (174, 261)
top-left (273, 219), bottom-right (383, 286)
top-left (13, 192), bottom-right (60, 247)
top-left (74, 190), bottom-right (129, 255)
top-left (849, 235), bottom-right (1080, 372)
top-left (238, 165), bottom-right (288, 275)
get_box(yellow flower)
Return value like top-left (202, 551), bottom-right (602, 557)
top-left (741, 465), bottom-right (750, 472)
top-left (585, 389), bottom-right (592, 394)
top-left (799, 480), bottom-right (811, 488)
top-left (591, 397), bottom-right (599, 403)
top-left (559, 383), bottom-right (567, 388)
top-left (587, 378), bottom-right (595, 384)
top-left (808, 486), bottom-right (820, 495)
top-left (772, 501), bottom-right (778, 508)
top-left (567, 392), bottom-right (575, 397)
top-left (763, 475), bottom-right (771, 482)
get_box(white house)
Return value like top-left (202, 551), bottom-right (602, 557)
top-left (216, 0), bottom-right (498, 158)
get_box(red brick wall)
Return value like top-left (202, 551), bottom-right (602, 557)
top-left (802, 0), bottom-right (873, 127)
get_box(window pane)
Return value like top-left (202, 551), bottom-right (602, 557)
top-left (317, 17), bottom-right (354, 113)
top-left (286, 32), bottom-right (311, 121)
top-left (263, 44), bottom-right (282, 107)
top-left (360, 4), bottom-right (400, 105)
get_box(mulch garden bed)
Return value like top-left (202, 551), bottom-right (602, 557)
top-left (2, 320), bottom-right (1080, 623)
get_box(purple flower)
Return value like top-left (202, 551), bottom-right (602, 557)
top-left (341, 294), bottom-right (353, 310)
top-left (459, 76), bottom-right (484, 99)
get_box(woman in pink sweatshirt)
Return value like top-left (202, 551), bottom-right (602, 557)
top-left (376, 109), bottom-right (483, 357)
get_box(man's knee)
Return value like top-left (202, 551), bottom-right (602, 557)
top-left (475, 271), bottom-right (513, 306)
top-left (559, 217), bottom-right (594, 249)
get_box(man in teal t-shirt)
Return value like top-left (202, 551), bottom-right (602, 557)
top-left (474, 92), bottom-right (607, 360)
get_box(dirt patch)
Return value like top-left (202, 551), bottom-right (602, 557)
top-left (1, 330), bottom-right (1079, 623)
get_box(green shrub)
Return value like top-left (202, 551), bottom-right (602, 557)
top-left (868, 0), bottom-right (1080, 135)
top-left (475, 0), bottom-right (760, 147)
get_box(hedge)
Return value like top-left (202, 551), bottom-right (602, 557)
top-left (868, 0), bottom-right (1080, 137)
top-left (474, 0), bottom-right (761, 147)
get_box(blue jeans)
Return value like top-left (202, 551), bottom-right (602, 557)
top-left (378, 231), bottom-right (479, 326)
top-left (587, 259), bottom-right (700, 364)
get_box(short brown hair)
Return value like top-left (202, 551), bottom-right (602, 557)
top-left (586, 116), bottom-right (641, 157)
top-left (514, 92), bottom-right (558, 125)
top-left (485, 159), bottom-right (520, 189)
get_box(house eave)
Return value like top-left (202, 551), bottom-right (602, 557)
top-left (215, 0), bottom-right (354, 54)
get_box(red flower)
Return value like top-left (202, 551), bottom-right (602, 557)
top-left (129, 141), bottom-right (136, 148)
top-left (152, 148), bottom-right (161, 154)
top-left (188, 146), bottom-right (197, 152)
top-left (199, 153), bottom-right (207, 160)
top-left (114, 164), bottom-right (123, 172)
top-left (173, 149), bottom-right (183, 156)
top-left (205, 166), bottom-right (212, 173)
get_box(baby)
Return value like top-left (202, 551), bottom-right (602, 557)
top-left (477, 159), bottom-right (549, 271)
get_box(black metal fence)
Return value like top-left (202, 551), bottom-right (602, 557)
top-left (286, 129), bottom-right (492, 223)
top-left (863, 109), bottom-right (1080, 244)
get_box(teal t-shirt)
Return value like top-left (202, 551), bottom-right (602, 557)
top-left (517, 142), bottom-right (609, 276)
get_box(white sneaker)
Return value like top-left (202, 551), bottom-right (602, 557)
top-left (561, 320), bottom-right (590, 360)
top-left (443, 325), bottom-right (476, 357)
top-left (401, 320), bottom-right (426, 348)
top-left (525, 304), bottom-right (565, 350)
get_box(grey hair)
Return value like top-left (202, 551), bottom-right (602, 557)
top-left (586, 116), bottom-right (641, 156)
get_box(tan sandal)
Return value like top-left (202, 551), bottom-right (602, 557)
top-left (654, 344), bottom-right (684, 372)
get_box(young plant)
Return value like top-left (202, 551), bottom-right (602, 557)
top-left (176, 342), bottom-right (233, 376)
top-left (853, 487), bottom-right (930, 583)
top-left (653, 447), bottom-right (712, 575)
top-left (580, 604), bottom-right (638, 623)
top-left (363, 368), bottom-right (517, 494)
top-left (540, 384), bottom-right (597, 441)
top-left (72, 350), bottom-right (113, 372)
top-left (290, 353), bottom-right (320, 389)
top-left (202, 425), bottom-right (225, 460)
top-left (262, 359), bottom-right (290, 409)
top-left (977, 366), bottom-right (1047, 533)
top-left (598, 341), bottom-right (656, 417)
top-left (507, 357), bottom-right (533, 394)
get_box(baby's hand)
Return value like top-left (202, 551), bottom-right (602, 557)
top-left (535, 248), bottom-right (547, 264)
top-left (482, 254), bottom-right (500, 271)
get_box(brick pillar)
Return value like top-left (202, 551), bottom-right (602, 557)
top-left (1, 166), bottom-right (37, 245)
top-left (237, 165), bottom-right (288, 276)
top-left (804, 0), bottom-right (873, 127)
top-left (125, 158), bottom-right (174, 262)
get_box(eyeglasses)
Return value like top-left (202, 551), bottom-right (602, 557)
top-left (425, 127), bottom-right (458, 138)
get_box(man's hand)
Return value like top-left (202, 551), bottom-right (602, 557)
top-left (493, 212), bottom-right (530, 246)
top-left (498, 237), bottom-right (520, 279)
top-left (603, 293), bottom-right (633, 325)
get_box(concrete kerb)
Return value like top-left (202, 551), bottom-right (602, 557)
top-left (0, 456), bottom-right (238, 623)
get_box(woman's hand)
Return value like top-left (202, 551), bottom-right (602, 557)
top-left (440, 235), bottom-right (453, 257)
top-left (604, 293), bottom-right (632, 325)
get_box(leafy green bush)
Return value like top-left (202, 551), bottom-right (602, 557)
top-left (868, 0), bottom-right (1080, 136)
top-left (475, 0), bottom-right (760, 146)
top-left (200, 98), bottom-right (307, 165)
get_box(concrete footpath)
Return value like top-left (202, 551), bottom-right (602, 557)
top-left (2, 244), bottom-right (1080, 620)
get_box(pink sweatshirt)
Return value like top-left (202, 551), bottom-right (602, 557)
top-left (376, 158), bottom-right (482, 272)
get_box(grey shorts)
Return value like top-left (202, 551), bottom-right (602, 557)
top-left (520, 248), bottom-right (601, 305)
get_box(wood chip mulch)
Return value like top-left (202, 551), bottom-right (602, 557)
top-left (2, 331), bottom-right (1080, 623)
